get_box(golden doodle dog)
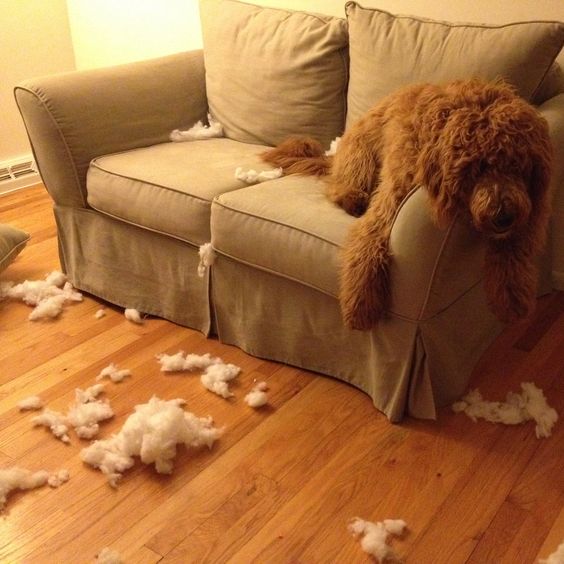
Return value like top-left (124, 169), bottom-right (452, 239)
top-left (262, 78), bottom-right (553, 330)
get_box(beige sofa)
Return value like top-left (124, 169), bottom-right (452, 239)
top-left (15, 1), bottom-right (564, 421)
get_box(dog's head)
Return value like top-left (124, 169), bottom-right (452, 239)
top-left (416, 79), bottom-right (553, 243)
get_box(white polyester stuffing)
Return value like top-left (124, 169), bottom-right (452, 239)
top-left (234, 167), bottom-right (283, 184)
top-left (32, 385), bottom-right (113, 442)
top-left (96, 363), bottom-right (132, 383)
top-left (170, 113), bottom-right (223, 142)
top-left (540, 541), bottom-right (564, 564)
top-left (245, 381), bottom-right (269, 408)
top-left (325, 136), bottom-right (341, 156)
top-left (348, 518), bottom-right (407, 562)
top-left (197, 243), bottom-right (216, 278)
top-left (32, 409), bottom-right (71, 443)
top-left (47, 469), bottom-right (70, 488)
top-left (124, 308), bottom-right (143, 324)
top-left (1, 272), bottom-right (83, 320)
top-left (200, 363), bottom-right (241, 398)
top-left (80, 396), bottom-right (223, 487)
top-left (157, 351), bottom-right (222, 372)
top-left (0, 467), bottom-right (49, 510)
top-left (95, 308), bottom-right (106, 319)
top-left (18, 395), bottom-right (44, 411)
top-left (452, 382), bottom-right (558, 438)
top-left (96, 547), bottom-right (122, 564)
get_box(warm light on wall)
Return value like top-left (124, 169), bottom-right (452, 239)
top-left (66, 0), bottom-right (203, 70)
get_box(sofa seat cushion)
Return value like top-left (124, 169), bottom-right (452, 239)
top-left (87, 138), bottom-right (271, 244)
top-left (211, 175), bottom-right (353, 296)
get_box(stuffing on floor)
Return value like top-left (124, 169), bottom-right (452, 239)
top-left (244, 381), bottom-right (269, 408)
top-left (234, 166), bottom-right (283, 184)
top-left (95, 547), bottom-right (122, 564)
top-left (96, 363), bottom-right (132, 383)
top-left (197, 242), bottom-right (216, 278)
top-left (540, 541), bottom-right (564, 564)
top-left (32, 384), bottom-right (113, 442)
top-left (0, 467), bottom-right (68, 510)
top-left (0, 271), bottom-right (82, 320)
top-left (124, 308), bottom-right (143, 324)
top-left (348, 517), bottom-right (407, 562)
top-left (80, 396), bottom-right (223, 487)
top-left (156, 351), bottom-right (240, 398)
top-left (95, 308), bottom-right (106, 319)
top-left (17, 395), bottom-right (44, 411)
top-left (170, 113), bottom-right (223, 142)
top-left (452, 382), bottom-right (558, 438)
top-left (157, 351), bottom-right (222, 372)
top-left (200, 363), bottom-right (241, 399)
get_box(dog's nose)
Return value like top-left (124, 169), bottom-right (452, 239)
top-left (493, 208), bottom-right (515, 231)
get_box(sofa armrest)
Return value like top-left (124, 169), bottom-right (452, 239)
top-left (14, 50), bottom-right (207, 208)
top-left (538, 93), bottom-right (564, 290)
top-left (388, 187), bottom-right (485, 321)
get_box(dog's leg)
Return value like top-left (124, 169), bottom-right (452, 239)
top-left (326, 113), bottom-right (384, 217)
top-left (339, 187), bottom-right (402, 330)
top-left (483, 239), bottom-right (537, 322)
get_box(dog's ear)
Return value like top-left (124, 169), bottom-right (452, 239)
top-left (414, 112), bottom-right (465, 229)
top-left (524, 113), bottom-right (553, 253)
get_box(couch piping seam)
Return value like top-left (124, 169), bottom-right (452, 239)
top-left (14, 86), bottom-right (87, 208)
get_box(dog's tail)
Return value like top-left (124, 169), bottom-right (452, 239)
top-left (261, 136), bottom-right (332, 177)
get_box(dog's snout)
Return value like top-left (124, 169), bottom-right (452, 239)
top-left (492, 207), bottom-right (515, 231)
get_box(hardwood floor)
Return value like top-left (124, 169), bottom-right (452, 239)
top-left (0, 184), bottom-right (563, 563)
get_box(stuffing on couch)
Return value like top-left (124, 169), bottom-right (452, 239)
top-left (14, 0), bottom-right (564, 421)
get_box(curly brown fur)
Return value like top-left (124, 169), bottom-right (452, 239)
top-left (261, 136), bottom-right (331, 176)
top-left (263, 78), bottom-right (553, 330)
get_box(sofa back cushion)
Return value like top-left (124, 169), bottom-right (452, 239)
top-left (200, 0), bottom-right (348, 148)
top-left (346, 2), bottom-right (564, 126)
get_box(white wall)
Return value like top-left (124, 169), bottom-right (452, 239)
top-left (66, 0), bottom-right (202, 70)
top-left (0, 0), bottom-right (76, 164)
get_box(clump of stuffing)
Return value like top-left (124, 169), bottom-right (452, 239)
top-left (201, 363), bottom-right (241, 398)
top-left (540, 541), bottom-right (564, 564)
top-left (96, 363), bottom-right (132, 383)
top-left (234, 167), bottom-right (283, 184)
top-left (0, 467), bottom-right (49, 510)
top-left (348, 517), bottom-right (407, 562)
top-left (18, 395), bottom-right (44, 411)
top-left (452, 382), bottom-right (558, 438)
top-left (157, 351), bottom-right (222, 372)
top-left (170, 113), bottom-right (223, 142)
top-left (197, 242), bottom-right (217, 278)
top-left (96, 547), bottom-right (122, 564)
top-left (95, 308), bottom-right (106, 319)
top-left (1, 271), bottom-right (83, 320)
top-left (80, 396), bottom-right (223, 487)
top-left (75, 384), bottom-right (105, 404)
top-left (48, 469), bottom-right (70, 488)
top-left (244, 381), bottom-right (269, 408)
top-left (124, 308), bottom-right (143, 324)
top-left (32, 385), bottom-right (113, 442)
top-left (32, 409), bottom-right (71, 443)
top-left (325, 136), bottom-right (341, 156)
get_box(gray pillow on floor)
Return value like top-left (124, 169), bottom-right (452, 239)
top-left (0, 223), bottom-right (30, 273)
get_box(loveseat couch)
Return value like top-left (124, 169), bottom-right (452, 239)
top-left (15, 0), bottom-right (564, 421)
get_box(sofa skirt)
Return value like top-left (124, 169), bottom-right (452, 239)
top-left (54, 205), bottom-right (212, 334)
top-left (212, 255), bottom-right (503, 422)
